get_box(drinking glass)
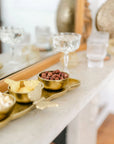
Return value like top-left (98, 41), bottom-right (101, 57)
top-left (16, 32), bottom-right (31, 56)
top-left (0, 27), bottom-right (24, 65)
top-left (52, 33), bottom-right (81, 73)
top-left (35, 26), bottom-right (51, 51)
top-left (87, 32), bottom-right (109, 68)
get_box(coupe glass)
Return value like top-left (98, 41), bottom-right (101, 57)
top-left (52, 33), bottom-right (81, 73)
top-left (0, 27), bottom-right (24, 65)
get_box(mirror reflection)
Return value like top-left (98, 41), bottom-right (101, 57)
top-left (0, 0), bottom-right (60, 79)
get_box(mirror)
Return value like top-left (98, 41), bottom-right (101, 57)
top-left (0, 0), bottom-right (60, 80)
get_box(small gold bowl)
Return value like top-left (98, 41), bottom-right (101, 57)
top-left (0, 94), bottom-right (16, 121)
top-left (8, 82), bottom-right (44, 104)
top-left (38, 71), bottom-right (69, 90)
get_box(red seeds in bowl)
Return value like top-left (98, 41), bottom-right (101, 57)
top-left (48, 72), bottom-right (53, 77)
top-left (41, 73), bottom-right (46, 78)
top-left (40, 70), bottom-right (69, 80)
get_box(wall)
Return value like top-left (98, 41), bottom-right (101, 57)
top-left (88, 0), bottom-right (107, 9)
top-left (88, 0), bottom-right (107, 32)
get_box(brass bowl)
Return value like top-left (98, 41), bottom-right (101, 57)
top-left (38, 71), bottom-right (69, 90)
top-left (9, 89), bottom-right (31, 103)
top-left (0, 94), bottom-right (16, 121)
top-left (8, 82), bottom-right (44, 104)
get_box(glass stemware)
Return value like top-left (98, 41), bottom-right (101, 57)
top-left (52, 33), bottom-right (81, 73)
top-left (0, 27), bottom-right (24, 65)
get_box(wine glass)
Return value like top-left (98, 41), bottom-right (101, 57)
top-left (0, 27), bottom-right (24, 65)
top-left (52, 33), bottom-right (81, 73)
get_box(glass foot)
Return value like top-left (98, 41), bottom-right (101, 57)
top-left (8, 60), bottom-right (19, 65)
top-left (63, 67), bottom-right (69, 74)
top-left (88, 59), bottom-right (104, 68)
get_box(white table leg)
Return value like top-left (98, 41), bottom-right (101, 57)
top-left (67, 100), bottom-right (98, 144)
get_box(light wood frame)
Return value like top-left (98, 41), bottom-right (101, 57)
top-left (0, 0), bottom-right (87, 92)
top-left (75, 0), bottom-right (86, 51)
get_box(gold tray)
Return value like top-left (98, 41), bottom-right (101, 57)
top-left (0, 78), bottom-right (80, 128)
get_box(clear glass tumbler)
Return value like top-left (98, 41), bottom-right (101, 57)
top-left (35, 26), bottom-right (51, 51)
top-left (52, 33), bottom-right (81, 73)
top-left (87, 32), bottom-right (109, 68)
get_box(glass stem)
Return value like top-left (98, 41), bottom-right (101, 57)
top-left (11, 46), bottom-right (15, 57)
top-left (10, 46), bottom-right (15, 62)
top-left (64, 52), bottom-right (69, 73)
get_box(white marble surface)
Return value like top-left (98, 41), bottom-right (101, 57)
top-left (0, 51), bottom-right (54, 79)
top-left (0, 51), bottom-right (114, 144)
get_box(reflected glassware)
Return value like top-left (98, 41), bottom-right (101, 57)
top-left (87, 32), bottom-right (109, 68)
top-left (0, 27), bottom-right (24, 65)
top-left (52, 33), bottom-right (81, 73)
top-left (16, 32), bottom-right (31, 56)
top-left (35, 26), bottom-right (51, 51)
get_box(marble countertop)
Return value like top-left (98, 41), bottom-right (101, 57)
top-left (0, 51), bottom-right (114, 144)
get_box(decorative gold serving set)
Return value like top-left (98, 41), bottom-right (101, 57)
top-left (0, 71), bottom-right (80, 128)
